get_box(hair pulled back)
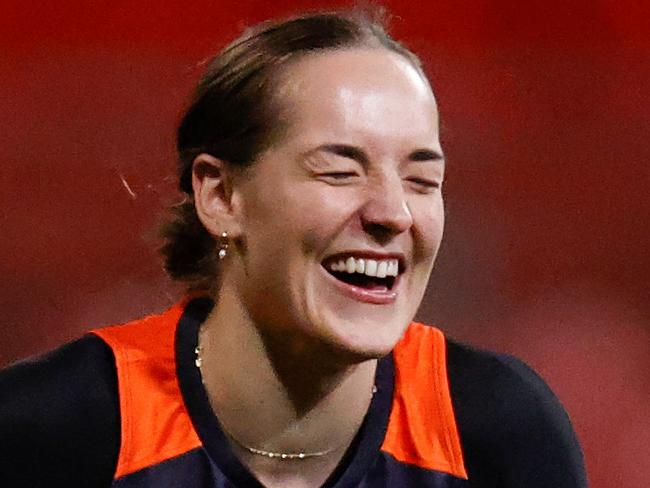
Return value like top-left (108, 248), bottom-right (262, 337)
top-left (161, 9), bottom-right (424, 290)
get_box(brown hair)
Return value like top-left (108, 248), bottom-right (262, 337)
top-left (161, 9), bottom-right (425, 290)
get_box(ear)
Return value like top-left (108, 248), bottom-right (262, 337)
top-left (191, 153), bottom-right (242, 239)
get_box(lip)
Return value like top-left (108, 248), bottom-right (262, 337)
top-left (320, 262), bottom-right (401, 305)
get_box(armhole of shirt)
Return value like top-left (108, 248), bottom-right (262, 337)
top-left (91, 328), bottom-right (136, 479)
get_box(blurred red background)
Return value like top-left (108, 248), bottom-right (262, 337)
top-left (1, 1), bottom-right (648, 486)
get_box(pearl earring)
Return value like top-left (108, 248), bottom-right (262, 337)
top-left (218, 231), bottom-right (228, 259)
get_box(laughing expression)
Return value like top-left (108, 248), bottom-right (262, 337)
top-left (228, 48), bottom-right (445, 361)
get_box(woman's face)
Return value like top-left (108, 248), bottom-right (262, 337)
top-left (228, 48), bottom-right (445, 361)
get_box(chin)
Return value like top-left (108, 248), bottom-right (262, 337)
top-left (302, 270), bottom-right (419, 363)
top-left (312, 312), bottom-right (412, 364)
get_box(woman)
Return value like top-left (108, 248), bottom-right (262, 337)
top-left (0, 11), bottom-right (587, 488)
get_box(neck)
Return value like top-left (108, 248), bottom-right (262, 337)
top-left (198, 285), bottom-right (378, 463)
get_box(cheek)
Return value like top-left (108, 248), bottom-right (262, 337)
top-left (241, 184), bottom-right (350, 274)
top-left (413, 196), bottom-right (445, 258)
top-left (286, 185), bottom-right (359, 251)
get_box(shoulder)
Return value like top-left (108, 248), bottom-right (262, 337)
top-left (446, 338), bottom-right (588, 487)
top-left (446, 338), bottom-right (559, 417)
top-left (0, 334), bottom-right (120, 487)
top-left (0, 334), bottom-right (118, 425)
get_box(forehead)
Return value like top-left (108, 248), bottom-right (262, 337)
top-left (271, 48), bottom-right (439, 148)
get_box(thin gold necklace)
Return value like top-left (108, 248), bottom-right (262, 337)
top-left (194, 343), bottom-right (377, 460)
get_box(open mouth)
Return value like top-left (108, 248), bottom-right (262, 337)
top-left (321, 254), bottom-right (402, 292)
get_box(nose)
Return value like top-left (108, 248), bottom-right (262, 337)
top-left (360, 175), bottom-right (413, 238)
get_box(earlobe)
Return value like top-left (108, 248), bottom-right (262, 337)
top-left (191, 153), bottom-right (239, 238)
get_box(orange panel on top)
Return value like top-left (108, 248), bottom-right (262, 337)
top-left (92, 299), bottom-right (202, 478)
top-left (381, 323), bottom-right (467, 480)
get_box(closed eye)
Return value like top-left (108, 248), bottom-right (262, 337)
top-left (406, 177), bottom-right (441, 193)
top-left (320, 172), bottom-right (360, 181)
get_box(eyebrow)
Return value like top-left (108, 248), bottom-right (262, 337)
top-left (316, 144), bottom-right (369, 165)
top-left (408, 148), bottom-right (445, 162)
top-left (315, 144), bottom-right (444, 164)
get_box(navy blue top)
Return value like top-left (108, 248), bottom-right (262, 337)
top-left (0, 299), bottom-right (587, 487)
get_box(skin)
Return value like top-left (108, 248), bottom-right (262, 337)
top-left (192, 47), bottom-right (445, 487)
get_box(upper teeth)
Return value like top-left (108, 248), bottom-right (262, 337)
top-left (328, 257), bottom-right (399, 278)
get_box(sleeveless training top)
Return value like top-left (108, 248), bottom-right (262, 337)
top-left (92, 297), bottom-right (469, 487)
